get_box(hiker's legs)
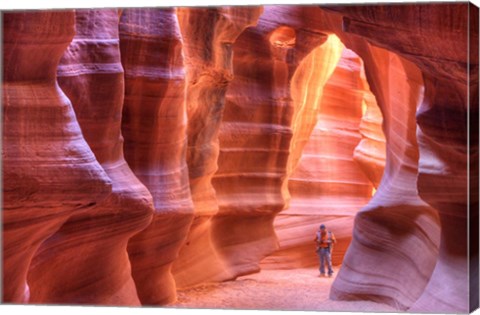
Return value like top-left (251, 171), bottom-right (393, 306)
top-left (319, 248), bottom-right (326, 275)
top-left (325, 249), bottom-right (333, 275)
top-left (317, 251), bottom-right (324, 274)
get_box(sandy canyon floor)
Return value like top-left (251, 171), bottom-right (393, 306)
top-left (169, 267), bottom-right (397, 312)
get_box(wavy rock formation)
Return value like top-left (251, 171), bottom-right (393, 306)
top-left (409, 6), bottom-right (478, 310)
top-left (263, 47), bottom-right (382, 269)
top-left (318, 4), bottom-right (477, 312)
top-left (212, 6), bottom-right (344, 277)
top-left (412, 75), bottom-right (475, 312)
top-left (172, 7), bottom-right (263, 287)
top-left (413, 9), bottom-right (478, 312)
top-left (353, 67), bottom-right (386, 189)
top-left (330, 42), bottom-right (441, 311)
top-left (2, 11), bottom-right (112, 303)
top-left (118, 8), bottom-right (194, 305)
top-left (26, 9), bottom-right (154, 305)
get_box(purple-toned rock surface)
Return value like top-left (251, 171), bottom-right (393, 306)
top-left (27, 9), bottom-right (154, 305)
top-left (319, 4), bottom-right (478, 312)
top-left (3, 11), bottom-right (112, 303)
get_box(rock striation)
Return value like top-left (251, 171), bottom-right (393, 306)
top-left (212, 6), bottom-right (342, 277)
top-left (353, 65), bottom-right (386, 189)
top-left (328, 42), bottom-right (441, 311)
top-left (26, 9), bottom-right (154, 305)
top-left (172, 7), bottom-right (263, 287)
top-left (319, 4), bottom-right (478, 312)
top-left (262, 47), bottom-right (382, 270)
top-left (2, 11), bottom-right (112, 303)
top-left (118, 8), bottom-right (194, 305)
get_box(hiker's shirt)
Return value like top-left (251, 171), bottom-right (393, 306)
top-left (316, 231), bottom-right (336, 249)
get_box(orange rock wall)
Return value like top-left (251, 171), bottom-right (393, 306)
top-left (172, 7), bottom-right (263, 288)
top-left (353, 66), bottom-right (386, 189)
top-left (262, 47), bottom-right (382, 269)
top-left (212, 6), bottom-right (336, 277)
top-left (118, 8), bottom-right (194, 305)
top-left (320, 4), bottom-right (478, 312)
top-left (329, 42), bottom-right (441, 311)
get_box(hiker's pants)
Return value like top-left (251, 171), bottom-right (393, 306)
top-left (318, 247), bottom-right (333, 275)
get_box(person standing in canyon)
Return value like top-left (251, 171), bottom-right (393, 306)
top-left (314, 224), bottom-right (336, 277)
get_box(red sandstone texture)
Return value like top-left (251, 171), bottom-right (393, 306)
top-left (262, 47), bottom-right (383, 269)
top-left (2, 11), bottom-right (112, 303)
top-left (212, 6), bottom-right (341, 278)
top-left (320, 4), bottom-right (478, 312)
top-left (172, 7), bottom-right (263, 287)
top-left (26, 10), bottom-right (154, 305)
top-left (118, 8), bottom-right (194, 305)
top-left (2, 4), bottom-right (478, 313)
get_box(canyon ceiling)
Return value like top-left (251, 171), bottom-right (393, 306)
top-left (2, 3), bottom-right (479, 313)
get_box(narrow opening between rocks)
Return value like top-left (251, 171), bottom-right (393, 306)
top-left (172, 36), bottom-right (388, 311)
top-left (263, 42), bottom-right (386, 273)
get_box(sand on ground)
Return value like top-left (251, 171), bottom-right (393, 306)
top-left (168, 267), bottom-right (398, 312)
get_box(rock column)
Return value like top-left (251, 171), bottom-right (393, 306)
top-left (119, 8), bottom-right (194, 305)
top-left (27, 9), bottom-right (154, 305)
top-left (172, 7), bottom-right (263, 287)
top-left (3, 11), bottom-right (112, 303)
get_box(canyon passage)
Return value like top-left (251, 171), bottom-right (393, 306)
top-left (2, 3), bottom-right (478, 313)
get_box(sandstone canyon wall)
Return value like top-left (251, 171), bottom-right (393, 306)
top-left (2, 4), bottom-right (478, 313)
top-left (118, 8), bottom-right (194, 305)
top-left (27, 9), bottom-right (154, 305)
top-left (329, 42), bottom-right (442, 311)
top-left (262, 47), bottom-right (384, 269)
top-left (212, 6), bottom-right (342, 277)
top-left (319, 3), bottom-right (478, 312)
top-left (2, 11), bottom-right (113, 303)
top-left (171, 7), bottom-right (264, 288)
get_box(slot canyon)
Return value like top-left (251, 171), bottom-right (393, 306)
top-left (2, 3), bottom-right (478, 313)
